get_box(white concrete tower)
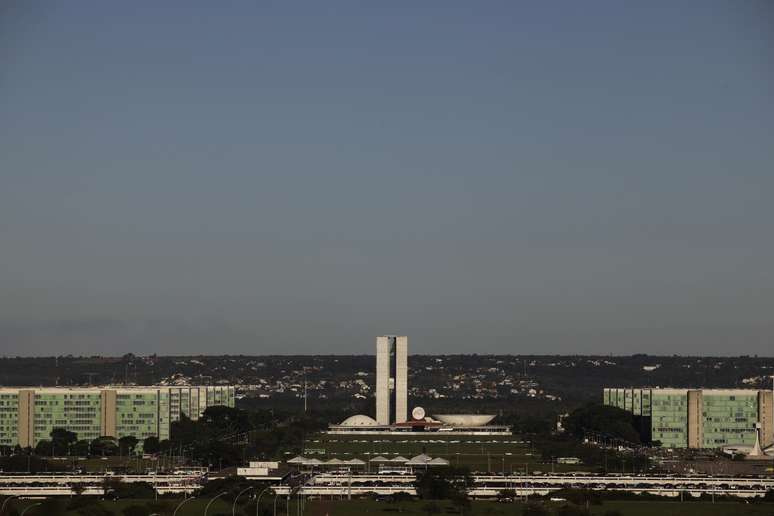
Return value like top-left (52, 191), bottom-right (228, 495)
top-left (395, 336), bottom-right (408, 423)
top-left (375, 336), bottom-right (391, 425)
top-left (375, 335), bottom-right (409, 425)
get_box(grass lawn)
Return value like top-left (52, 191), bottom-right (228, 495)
top-left (9, 498), bottom-right (774, 515)
top-left (9, 497), bottom-right (236, 516)
top-left (304, 434), bottom-right (582, 473)
top-left (286, 499), bottom-right (774, 516)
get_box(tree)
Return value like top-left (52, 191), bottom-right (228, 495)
top-left (34, 440), bottom-right (53, 456)
top-left (564, 405), bottom-right (640, 444)
top-left (72, 440), bottom-right (91, 457)
top-left (414, 467), bottom-right (473, 500)
top-left (50, 428), bottom-right (78, 455)
top-left (90, 436), bottom-right (118, 457)
top-left (119, 436), bottom-right (139, 456)
top-left (142, 436), bottom-right (160, 454)
top-left (201, 406), bottom-right (251, 435)
top-left (0, 453), bottom-right (65, 474)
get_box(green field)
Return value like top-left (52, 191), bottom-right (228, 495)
top-left (303, 500), bottom-right (774, 516)
top-left (9, 498), bottom-right (774, 516)
top-left (8, 498), bottom-right (236, 516)
top-left (46, 455), bottom-right (181, 474)
top-left (302, 434), bottom-right (582, 473)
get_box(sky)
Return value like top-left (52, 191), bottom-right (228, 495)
top-left (1, 1), bottom-right (773, 356)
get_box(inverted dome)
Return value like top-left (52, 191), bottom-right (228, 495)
top-left (340, 414), bottom-right (379, 427)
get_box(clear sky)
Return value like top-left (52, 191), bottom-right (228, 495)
top-left (1, 1), bottom-right (773, 356)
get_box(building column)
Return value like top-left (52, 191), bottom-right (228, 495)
top-left (759, 390), bottom-right (773, 448)
top-left (687, 390), bottom-right (703, 449)
top-left (17, 389), bottom-right (35, 449)
top-left (395, 336), bottom-right (408, 424)
top-left (375, 336), bottom-right (390, 425)
top-left (100, 389), bottom-right (117, 438)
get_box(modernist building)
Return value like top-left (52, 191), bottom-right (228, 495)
top-left (330, 336), bottom-right (510, 435)
top-left (603, 387), bottom-right (773, 449)
top-left (376, 335), bottom-right (408, 424)
top-left (0, 385), bottom-right (235, 448)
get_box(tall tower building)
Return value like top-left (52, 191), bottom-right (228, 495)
top-left (375, 335), bottom-right (408, 424)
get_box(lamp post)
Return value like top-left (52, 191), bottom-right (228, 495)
top-left (1, 495), bottom-right (20, 514)
top-left (172, 496), bottom-right (196, 516)
top-left (255, 486), bottom-right (272, 516)
top-left (20, 504), bottom-right (41, 516)
top-left (204, 492), bottom-right (228, 516)
top-left (232, 486), bottom-right (255, 516)
top-left (273, 491), bottom-right (282, 516)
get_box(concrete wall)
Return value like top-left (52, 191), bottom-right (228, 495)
top-left (100, 389), bottom-right (117, 438)
top-left (1, 386), bottom-right (235, 447)
top-left (17, 390), bottom-right (34, 449)
top-left (687, 390), bottom-right (703, 449)
top-left (606, 387), bottom-right (772, 449)
top-left (375, 336), bottom-right (391, 425)
top-left (759, 390), bottom-right (773, 448)
top-left (395, 336), bottom-right (408, 423)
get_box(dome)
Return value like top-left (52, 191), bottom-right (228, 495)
top-left (340, 414), bottom-right (379, 427)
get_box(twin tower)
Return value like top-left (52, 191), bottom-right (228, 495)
top-left (375, 335), bottom-right (408, 425)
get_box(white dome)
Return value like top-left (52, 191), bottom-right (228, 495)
top-left (432, 414), bottom-right (495, 427)
top-left (340, 414), bottom-right (379, 427)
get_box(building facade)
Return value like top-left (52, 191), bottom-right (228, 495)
top-left (604, 387), bottom-right (774, 449)
top-left (375, 335), bottom-right (408, 425)
top-left (0, 385), bottom-right (235, 448)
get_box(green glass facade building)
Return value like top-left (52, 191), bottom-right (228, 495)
top-left (604, 387), bottom-right (773, 449)
top-left (0, 386), bottom-right (235, 448)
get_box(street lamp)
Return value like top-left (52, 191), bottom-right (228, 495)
top-left (172, 496), bottom-right (196, 516)
top-left (232, 486), bottom-right (255, 516)
top-left (1, 495), bottom-right (20, 515)
top-left (273, 491), bottom-right (282, 516)
top-left (204, 492), bottom-right (228, 516)
top-left (255, 486), bottom-right (273, 516)
top-left (20, 504), bottom-right (42, 516)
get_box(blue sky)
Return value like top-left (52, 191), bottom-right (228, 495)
top-left (1, 1), bottom-right (773, 355)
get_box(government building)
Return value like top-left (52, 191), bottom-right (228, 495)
top-left (603, 387), bottom-right (773, 449)
top-left (0, 385), bottom-right (234, 448)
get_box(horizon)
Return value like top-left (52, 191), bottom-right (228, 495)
top-left (2, 351), bottom-right (774, 359)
